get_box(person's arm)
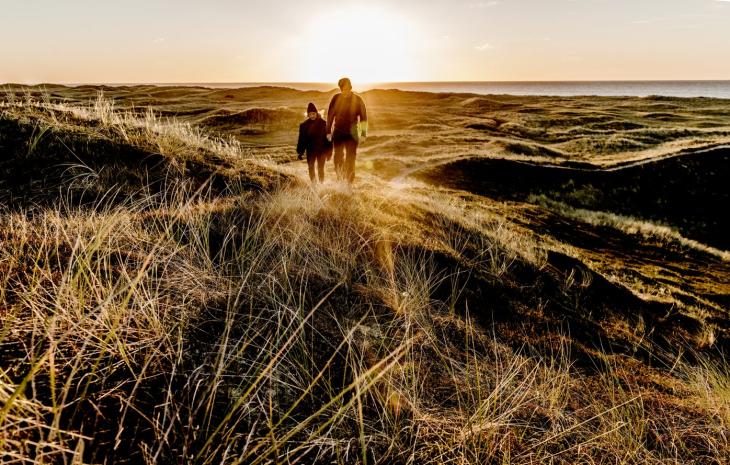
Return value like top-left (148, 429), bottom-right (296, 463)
top-left (358, 96), bottom-right (368, 138)
top-left (317, 121), bottom-right (332, 159)
top-left (296, 123), bottom-right (305, 159)
top-left (319, 119), bottom-right (329, 144)
top-left (320, 119), bottom-right (332, 159)
top-left (326, 95), bottom-right (338, 135)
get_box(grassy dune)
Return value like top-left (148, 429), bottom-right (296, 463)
top-left (1, 87), bottom-right (729, 464)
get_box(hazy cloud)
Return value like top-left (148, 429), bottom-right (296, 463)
top-left (474, 42), bottom-right (493, 51)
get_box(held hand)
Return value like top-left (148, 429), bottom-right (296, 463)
top-left (297, 153), bottom-right (303, 161)
top-left (326, 134), bottom-right (333, 143)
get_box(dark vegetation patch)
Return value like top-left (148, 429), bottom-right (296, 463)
top-left (497, 121), bottom-right (549, 140)
top-left (460, 97), bottom-right (522, 112)
top-left (695, 120), bottom-right (730, 128)
top-left (501, 141), bottom-right (566, 158)
top-left (414, 149), bottom-right (730, 250)
top-left (644, 112), bottom-right (687, 121)
top-left (550, 113), bottom-right (613, 125)
top-left (633, 102), bottom-right (681, 110)
top-left (156, 106), bottom-right (215, 117)
top-left (517, 106), bottom-right (551, 114)
top-left (589, 121), bottom-right (646, 131)
top-left (201, 107), bottom-right (303, 134)
top-left (466, 118), bottom-right (500, 131)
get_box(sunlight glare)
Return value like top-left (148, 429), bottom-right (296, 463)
top-left (298, 5), bottom-right (420, 84)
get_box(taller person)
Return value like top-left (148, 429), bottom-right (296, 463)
top-left (326, 77), bottom-right (368, 186)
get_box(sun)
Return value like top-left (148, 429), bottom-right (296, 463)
top-left (297, 5), bottom-right (420, 84)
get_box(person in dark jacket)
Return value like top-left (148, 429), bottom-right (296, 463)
top-left (326, 77), bottom-right (368, 185)
top-left (297, 102), bottom-right (331, 184)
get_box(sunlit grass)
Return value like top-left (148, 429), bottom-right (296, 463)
top-left (1, 95), bottom-right (727, 463)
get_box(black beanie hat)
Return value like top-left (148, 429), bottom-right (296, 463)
top-left (307, 102), bottom-right (317, 113)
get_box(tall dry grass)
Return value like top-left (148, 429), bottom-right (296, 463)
top-left (1, 88), bottom-right (272, 170)
top-left (1, 95), bottom-right (727, 464)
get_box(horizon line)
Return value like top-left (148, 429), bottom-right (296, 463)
top-left (4, 79), bottom-right (730, 87)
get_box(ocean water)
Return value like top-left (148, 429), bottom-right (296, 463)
top-left (150, 81), bottom-right (730, 99)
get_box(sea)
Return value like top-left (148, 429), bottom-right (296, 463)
top-left (139, 81), bottom-right (730, 99)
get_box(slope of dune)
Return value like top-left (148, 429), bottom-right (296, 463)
top-left (413, 147), bottom-right (730, 249)
top-left (0, 87), bottom-right (728, 464)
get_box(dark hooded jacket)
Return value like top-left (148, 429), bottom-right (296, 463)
top-left (326, 92), bottom-right (368, 141)
top-left (297, 115), bottom-right (330, 157)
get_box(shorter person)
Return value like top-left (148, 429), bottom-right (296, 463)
top-left (296, 103), bottom-right (331, 184)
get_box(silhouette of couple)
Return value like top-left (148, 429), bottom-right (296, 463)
top-left (296, 77), bottom-right (368, 187)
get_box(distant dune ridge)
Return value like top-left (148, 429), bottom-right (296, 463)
top-left (1, 85), bottom-right (728, 464)
top-left (51, 80), bottom-right (730, 98)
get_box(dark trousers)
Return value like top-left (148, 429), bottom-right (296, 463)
top-left (307, 153), bottom-right (327, 183)
top-left (333, 137), bottom-right (358, 184)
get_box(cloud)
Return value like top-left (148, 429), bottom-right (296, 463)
top-left (153, 37), bottom-right (166, 43)
top-left (474, 42), bottom-right (493, 51)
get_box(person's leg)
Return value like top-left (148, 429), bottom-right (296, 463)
top-left (344, 139), bottom-right (358, 184)
top-left (306, 155), bottom-right (316, 183)
top-left (317, 154), bottom-right (326, 183)
top-left (333, 141), bottom-right (345, 181)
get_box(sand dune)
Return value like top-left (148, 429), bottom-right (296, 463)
top-left (1, 85), bottom-right (729, 464)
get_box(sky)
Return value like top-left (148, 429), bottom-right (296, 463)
top-left (1, 0), bottom-right (730, 84)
